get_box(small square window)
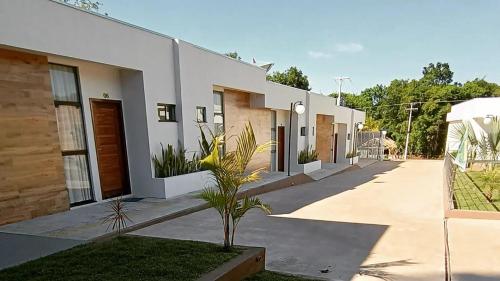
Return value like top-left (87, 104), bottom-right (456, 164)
top-left (300, 127), bottom-right (306, 136)
top-left (196, 106), bottom-right (207, 123)
top-left (157, 103), bottom-right (176, 122)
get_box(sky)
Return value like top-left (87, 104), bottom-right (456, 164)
top-left (99, 0), bottom-right (500, 94)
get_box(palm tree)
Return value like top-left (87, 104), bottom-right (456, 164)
top-left (449, 121), bottom-right (478, 161)
top-left (199, 122), bottom-right (271, 250)
top-left (477, 117), bottom-right (500, 165)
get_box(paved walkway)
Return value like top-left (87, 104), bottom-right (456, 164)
top-left (132, 160), bottom-right (446, 281)
top-left (447, 218), bottom-right (500, 281)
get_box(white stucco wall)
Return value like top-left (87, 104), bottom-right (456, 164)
top-left (0, 0), bottom-right (179, 155)
top-left (175, 40), bottom-right (267, 153)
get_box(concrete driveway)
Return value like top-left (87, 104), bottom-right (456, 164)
top-left (133, 160), bottom-right (446, 281)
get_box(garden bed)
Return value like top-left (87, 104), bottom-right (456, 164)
top-left (452, 169), bottom-right (499, 212)
top-left (0, 236), bottom-right (239, 281)
top-left (0, 236), bottom-right (319, 281)
top-left (294, 160), bottom-right (322, 174)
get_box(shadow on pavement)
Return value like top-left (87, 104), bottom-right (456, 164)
top-left (133, 161), bottom-right (405, 280)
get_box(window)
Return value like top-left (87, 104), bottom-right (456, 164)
top-left (270, 111), bottom-right (277, 171)
top-left (158, 103), bottom-right (176, 122)
top-left (312, 126), bottom-right (315, 136)
top-left (49, 64), bottom-right (94, 205)
top-left (213, 91), bottom-right (224, 135)
top-left (196, 106), bottom-right (207, 123)
top-left (300, 127), bottom-right (306, 136)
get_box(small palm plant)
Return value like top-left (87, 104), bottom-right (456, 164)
top-left (102, 197), bottom-right (132, 235)
top-left (199, 122), bottom-right (272, 250)
top-left (480, 169), bottom-right (499, 202)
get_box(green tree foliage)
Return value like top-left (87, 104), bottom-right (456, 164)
top-left (267, 66), bottom-right (311, 91)
top-left (225, 51), bottom-right (241, 60)
top-left (337, 62), bottom-right (500, 158)
top-left (61, 0), bottom-right (103, 12)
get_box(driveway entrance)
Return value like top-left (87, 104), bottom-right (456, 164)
top-left (133, 160), bottom-right (445, 280)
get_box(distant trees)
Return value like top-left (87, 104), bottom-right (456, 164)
top-left (225, 52), bottom-right (241, 60)
top-left (60, 0), bottom-right (105, 13)
top-left (267, 66), bottom-right (311, 91)
top-left (337, 62), bottom-right (500, 158)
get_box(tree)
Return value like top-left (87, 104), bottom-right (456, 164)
top-left (199, 123), bottom-right (271, 250)
top-left (422, 62), bottom-right (454, 85)
top-left (61, 0), bottom-right (104, 13)
top-left (225, 52), bottom-right (241, 60)
top-left (267, 66), bottom-right (311, 91)
top-left (340, 62), bottom-right (500, 158)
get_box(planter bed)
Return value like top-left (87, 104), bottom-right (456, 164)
top-left (295, 160), bottom-right (322, 174)
top-left (137, 170), bottom-right (212, 199)
top-left (0, 235), bottom-right (322, 281)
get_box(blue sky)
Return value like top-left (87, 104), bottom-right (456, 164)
top-left (100, 0), bottom-right (500, 94)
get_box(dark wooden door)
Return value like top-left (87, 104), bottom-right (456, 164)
top-left (333, 133), bottom-right (338, 163)
top-left (277, 126), bottom-right (285, 172)
top-left (90, 99), bottom-right (130, 199)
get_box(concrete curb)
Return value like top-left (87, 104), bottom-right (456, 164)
top-left (93, 173), bottom-right (314, 241)
top-left (197, 247), bottom-right (265, 281)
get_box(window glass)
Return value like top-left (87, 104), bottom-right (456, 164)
top-left (196, 106), bottom-right (207, 123)
top-left (63, 155), bottom-right (92, 203)
top-left (49, 64), bottom-right (93, 205)
top-left (55, 106), bottom-right (86, 151)
top-left (213, 92), bottom-right (223, 114)
top-left (158, 104), bottom-right (176, 121)
top-left (49, 64), bottom-right (79, 102)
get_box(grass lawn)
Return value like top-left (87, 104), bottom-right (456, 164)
top-left (246, 271), bottom-right (323, 281)
top-left (452, 168), bottom-right (499, 212)
top-left (0, 236), bottom-right (241, 281)
top-left (467, 170), bottom-right (500, 210)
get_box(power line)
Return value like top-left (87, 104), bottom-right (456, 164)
top-left (353, 99), bottom-right (468, 111)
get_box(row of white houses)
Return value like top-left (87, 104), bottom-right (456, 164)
top-left (0, 0), bottom-right (364, 225)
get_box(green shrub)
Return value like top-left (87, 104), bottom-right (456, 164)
top-left (152, 144), bottom-right (200, 178)
top-left (298, 146), bottom-right (319, 164)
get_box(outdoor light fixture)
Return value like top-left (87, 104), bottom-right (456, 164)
top-left (483, 115), bottom-right (493, 125)
top-left (357, 122), bottom-right (364, 130)
top-left (294, 101), bottom-right (306, 114)
top-left (288, 101), bottom-right (305, 176)
top-left (381, 130), bottom-right (387, 136)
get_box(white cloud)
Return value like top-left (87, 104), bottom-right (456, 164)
top-left (335, 43), bottom-right (364, 53)
top-left (308, 51), bottom-right (333, 59)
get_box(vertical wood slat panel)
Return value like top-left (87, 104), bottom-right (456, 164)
top-left (0, 48), bottom-right (69, 226)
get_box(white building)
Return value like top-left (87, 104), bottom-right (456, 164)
top-left (446, 97), bottom-right (500, 153)
top-left (0, 0), bottom-right (365, 225)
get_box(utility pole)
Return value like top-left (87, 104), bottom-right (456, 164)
top-left (335, 77), bottom-right (351, 106)
top-left (403, 102), bottom-right (418, 160)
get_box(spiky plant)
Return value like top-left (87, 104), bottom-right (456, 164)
top-left (477, 117), bottom-right (500, 166)
top-left (298, 146), bottom-right (319, 164)
top-left (102, 197), bottom-right (132, 235)
top-left (152, 144), bottom-right (200, 178)
top-left (449, 121), bottom-right (478, 161)
top-left (199, 122), bottom-right (272, 250)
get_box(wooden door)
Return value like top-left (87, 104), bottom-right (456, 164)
top-left (277, 126), bottom-right (285, 171)
top-left (90, 99), bottom-right (130, 199)
top-left (334, 133), bottom-right (339, 163)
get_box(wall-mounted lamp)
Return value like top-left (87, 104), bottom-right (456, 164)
top-left (357, 122), bottom-right (364, 130)
top-left (483, 115), bottom-right (494, 125)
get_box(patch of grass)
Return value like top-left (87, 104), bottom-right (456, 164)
top-left (246, 271), bottom-right (323, 281)
top-left (452, 169), bottom-right (497, 211)
top-left (0, 236), bottom-right (241, 281)
top-left (467, 170), bottom-right (500, 210)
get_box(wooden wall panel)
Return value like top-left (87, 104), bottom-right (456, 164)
top-left (0, 48), bottom-right (69, 226)
top-left (316, 114), bottom-right (334, 163)
top-left (223, 90), bottom-right (271, 171)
